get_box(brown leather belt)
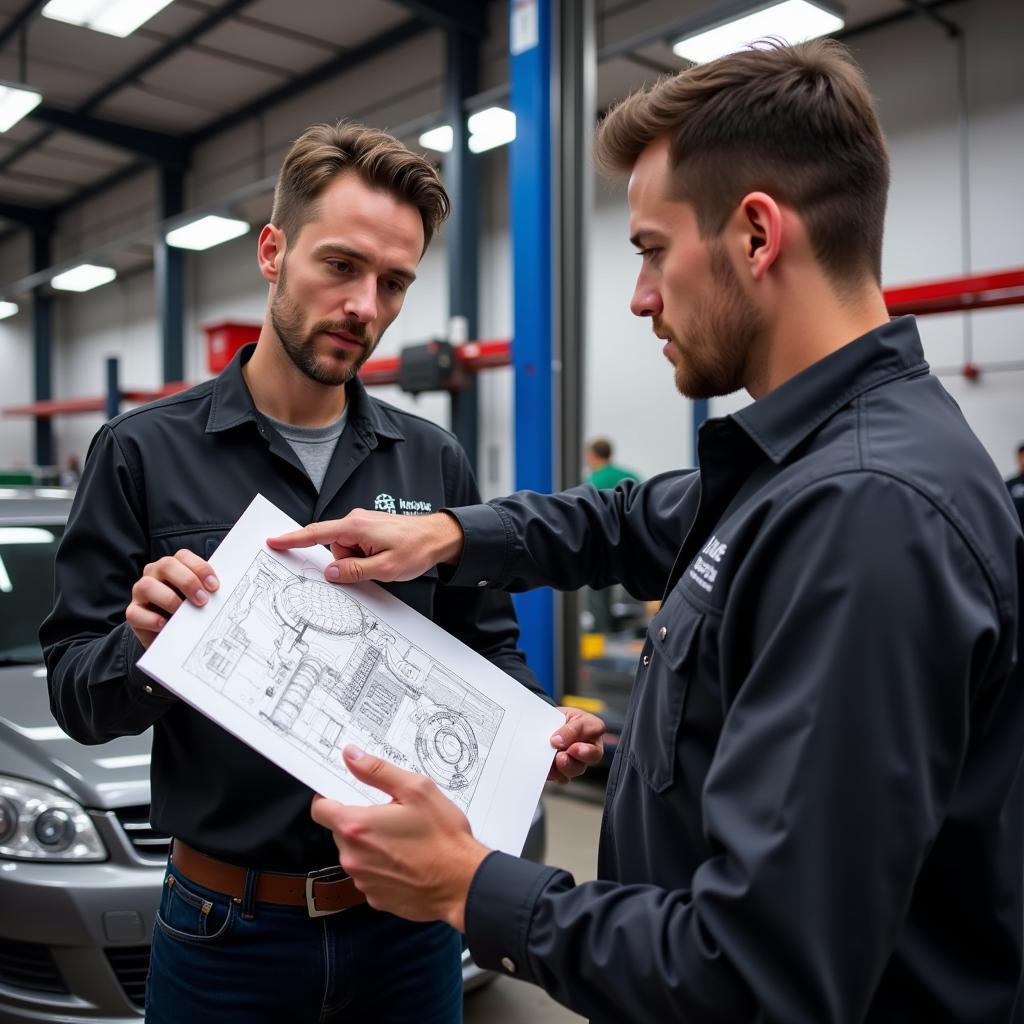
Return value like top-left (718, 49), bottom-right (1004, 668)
top-left (170, 839), bottom-right (366, 918)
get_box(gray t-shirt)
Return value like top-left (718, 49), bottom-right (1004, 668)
top-left (263, 407), bottom-right (348, 491)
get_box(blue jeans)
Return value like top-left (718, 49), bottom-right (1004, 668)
top-left (145, 862), bottom-right (463, 1023)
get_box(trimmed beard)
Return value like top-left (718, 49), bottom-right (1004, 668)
top-left (667, 241), bottom-right (764, 400)
top-left (270, 258), bottom-right (375, 387)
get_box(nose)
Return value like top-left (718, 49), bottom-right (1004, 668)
top-left (630, 274), bottom-right (662, 319)
top-left (342, 276), bottom-right (378, 323)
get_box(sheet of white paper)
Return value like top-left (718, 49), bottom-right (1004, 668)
top-left (139, 494), bottom-right (565, 856)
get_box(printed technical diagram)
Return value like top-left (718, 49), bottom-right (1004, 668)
top-left (182, 550), bottom-right (502, 808)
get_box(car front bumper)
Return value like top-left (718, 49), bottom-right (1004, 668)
top-left (0, 854), bottom-right (163, 1022)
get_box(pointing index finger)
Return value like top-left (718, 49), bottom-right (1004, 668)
top-left (266, 523), bottom-right (335, 550)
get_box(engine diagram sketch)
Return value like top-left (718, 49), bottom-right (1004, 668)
top-left (182, 550), bottom-right (503, 809)
top-left (139, 494), bottom-right (566, 855)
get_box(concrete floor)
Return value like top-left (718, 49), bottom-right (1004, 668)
top-left (464, 780), bottom-right (605, 1024)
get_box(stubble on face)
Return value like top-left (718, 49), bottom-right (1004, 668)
top-left (270, 257), bottom-right (378, 387)
top-left (659, 240), bottom-right (764, 400)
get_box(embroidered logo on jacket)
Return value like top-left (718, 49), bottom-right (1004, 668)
top-left (374, 493), bottom-right (434, 516)
top-left (689, 535), bottom-right (728, 594)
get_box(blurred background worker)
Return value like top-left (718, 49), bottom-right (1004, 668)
top-left (583, 437), bottom-right (641, 633)
top-left (583, 437), bottom-right (639, 490)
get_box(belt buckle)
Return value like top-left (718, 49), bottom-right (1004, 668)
top-left (305, 865), bottom-right (349, 918)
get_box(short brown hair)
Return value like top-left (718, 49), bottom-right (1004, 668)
top-left (596, 39), bottom-right (889, 287)
top-left (271, 121), bottom-right (450, 252)
top-left (589, 438), bottom-right (612, 460)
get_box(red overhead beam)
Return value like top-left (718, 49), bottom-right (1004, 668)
top-left (2, 341), bottom-right (513, 418)
top-left (6, 263), bottom-right (1024, 420)
top-left (884, 268), bottom-right (1024, 317)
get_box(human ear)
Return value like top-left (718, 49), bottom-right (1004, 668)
top-left (257, 224), bottom-right (285, 284)
top-left (737, 192), bottom-right (782, 281)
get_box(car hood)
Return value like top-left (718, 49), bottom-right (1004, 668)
top-left (0, 664), bottom-right (152, 810)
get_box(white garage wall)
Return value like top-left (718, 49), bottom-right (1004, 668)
top-left (0, 309), bottom-right (35, 469)
top-left (51, 271), bottom-right (159, 462)
top-left (1, 0), bottom-right (1021, 485)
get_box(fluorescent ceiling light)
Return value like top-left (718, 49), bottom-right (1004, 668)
top-left (0, 301), bottom-right (18, 320)
top-left (51, 264), bottom-right (117, 293)
top-left (467, 106), bottom-right (517, 153)
top-left (672, 0), bottom-right (844, 64)
top-left (418, 107), bottom-right (518, 156)
top-left (0, 81), bottom-right (43, 133)
top-left (165, 214), bottom-right (249, 251)
top-left (42, 0), bottom-right (175, 38)
top-left (419, 125), bottom-right (454, 153)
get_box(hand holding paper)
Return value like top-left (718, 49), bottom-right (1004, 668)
top-left (548, 706), bottom-right (606, 783)
top-left (311, 745), bottom-right (490, 932)
top-left (126, 549), bottom-right (220, 649)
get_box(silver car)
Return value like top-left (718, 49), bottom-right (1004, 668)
top-left (0, 488), bottom-right (544, 1021)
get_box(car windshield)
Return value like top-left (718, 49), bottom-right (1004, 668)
top-left (0, 524), bottom-right (64, 665)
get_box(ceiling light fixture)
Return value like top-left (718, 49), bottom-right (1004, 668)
top-left (418, 108), bottom-right (517, 155)
top-left (418, 125), bottom-right (454, 154)
top-left (50, 264), bottom-right (117, 293)
top-left (672, 0), bottom-right (844, 64)
top-left (42, 0), bottom-right (176, 38)
top-left (0, 301), bottom-right (18, 320)
top-left (0, 81), bottom-right (43, 133)
top-left (165, 215), bottom-right (249, 252)
top-left (467, 107), bottom-right (517, 154)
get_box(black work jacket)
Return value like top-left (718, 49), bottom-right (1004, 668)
top-left (41, 344), bottom-right (540, 871)
top-left (456, 317), bottom-right (1024, 1023)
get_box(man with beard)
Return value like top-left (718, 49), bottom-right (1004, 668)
top-left (272, 43), bottom-right (1024, 1023)
top-left (41, 122), bottom-right (604, 1024)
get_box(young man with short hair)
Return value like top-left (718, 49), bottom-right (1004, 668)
top-left (276, 43), bottom-right (1024, 1022)
top-left (42, 121), bottom-right (603, 1023)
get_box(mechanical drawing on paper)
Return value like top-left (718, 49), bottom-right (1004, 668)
top-left (181, 550), bottom-right (502, 808)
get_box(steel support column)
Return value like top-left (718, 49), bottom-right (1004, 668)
top-left (445, 28), bottom-right (480, 475)
top-left (554, 0), bottom-right (596, 703)
top-left (31, 229), bottom-right (53, 469)
top-left (155, 167), bottom-right (185, 383)
top-left (510, 0), bottom-right (554, 695)
top-left (105, 357), bottom-right (120, 421)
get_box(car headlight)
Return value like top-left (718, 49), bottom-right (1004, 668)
top-left (0, 777), bottom-right (106, 862)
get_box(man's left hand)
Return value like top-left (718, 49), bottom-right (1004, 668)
top-left (311, 746), bottom-right (490, 932)
top-left (548, 707), bottom-right (606, 784)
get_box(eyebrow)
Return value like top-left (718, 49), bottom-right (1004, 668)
top-left (313, 243), bottom-right (417, 284)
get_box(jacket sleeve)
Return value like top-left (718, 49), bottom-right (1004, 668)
top-left (464, 473), bottom-right (1010, 1023)
top-left (432, 444), bottom-right (548, 701)
top-left (40, 424), bottom-right (177, 745)
top-left (446, 469), bottom-right (699, 600)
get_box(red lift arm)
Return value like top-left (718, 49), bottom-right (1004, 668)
top-left (4, 268), bottom-right (1023, 419)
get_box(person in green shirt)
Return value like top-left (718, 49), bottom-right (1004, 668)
top-left (585, 437), bottom-right (639, 490)
top-left (584, 438), bottom-right (640, 631)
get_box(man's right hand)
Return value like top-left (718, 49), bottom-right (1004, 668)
top-left (267, 510), bottom-right (464, 584)
top-left (125, 550), bottom-right (219, 649)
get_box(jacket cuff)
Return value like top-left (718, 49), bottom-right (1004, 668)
top-left (123, 627), bottom-right (179, 706)
top-left (465, 850), bottom-right (564, 983)
top-left (442, 504), bottom-right (512, 588)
